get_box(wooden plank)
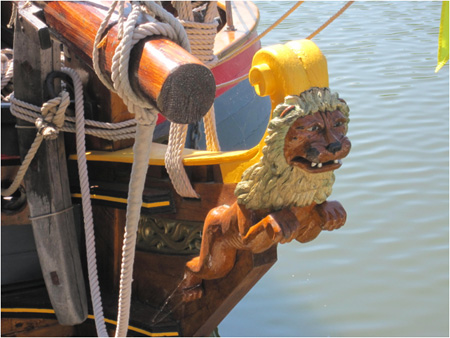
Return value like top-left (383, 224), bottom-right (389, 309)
top-left (13, 4), bottom-right (87, 325)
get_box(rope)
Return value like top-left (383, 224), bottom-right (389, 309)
top-left (61, 67), bottom-right (109, 337)
top-left (8, 95), bottom-right (137, 141)
top-left (165, 123), bottom-right (199, 198)
top-left (214, 1), bottom-right (304, 68)
top-left (92, 2), bottom-right (195, 336)
top-left (306, 1), bottom-right (354, 40)
top-left (214, 1), bottom-right (354, 88)
top-left (28, 205), bottom-right (73, 221)
top-left (173, 1), bottom-right (218, 65)
top-left (1, 92), bottom-right (70, 197)
top-left (1, 49), bottom-right (14, 89)
top-left (164, 1), bottom-right (220, 197)
top-left (171, 0), bottom-right (220, 154)
top-left (2, 48), bottom-right (14, 101)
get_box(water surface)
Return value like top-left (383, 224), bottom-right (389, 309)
top-left (219, 1), bottom-right (449, 336)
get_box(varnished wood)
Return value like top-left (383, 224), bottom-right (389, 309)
top-left (1, 318), bottom-right (75, 337)
top-left (179, 102), bottom-right (351, 304)
top-left (62, 51), bottom-right (134, 151)
top-left (36, 1), bottom-right (216, 124)
top-left (180, 247), bottom-right (277, 336)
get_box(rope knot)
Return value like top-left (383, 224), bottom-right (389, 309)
top-left (35, 117), bottom-right (59, 139)
top-left (38, 91), bottom-right (70, 139)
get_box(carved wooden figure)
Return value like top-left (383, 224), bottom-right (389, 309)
top-left (182, 87), bottom-right (351, 301)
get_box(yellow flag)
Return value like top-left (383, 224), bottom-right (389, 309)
top-left (435, 1), bottom-right (449, 72)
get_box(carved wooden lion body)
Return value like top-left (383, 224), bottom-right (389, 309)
top-left (182, 88), bottom-right (351, 301)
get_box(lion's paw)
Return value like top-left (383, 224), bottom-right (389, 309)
top-left (182, 284), bottom-right (204, 302)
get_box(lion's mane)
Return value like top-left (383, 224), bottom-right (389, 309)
top-left (234, 87), bottom-right (350, 211)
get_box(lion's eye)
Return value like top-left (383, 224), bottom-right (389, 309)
top-left (307, 125), bottom-right (319, 132)
top-left (334, 121), bottom-right (344, 127)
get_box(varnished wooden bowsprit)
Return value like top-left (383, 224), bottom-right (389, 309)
top-left (35, 1), bottom-right (216, 124)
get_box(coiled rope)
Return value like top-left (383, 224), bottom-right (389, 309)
top-left (92, 1), bottom-right (200, 336)
top-left (164, 2), bottom-right (220, 201)
top-left (173, 1), bottom-right (221, 153)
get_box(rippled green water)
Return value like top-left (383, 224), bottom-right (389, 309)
top-left (219, 1), bottom-right (449, 336)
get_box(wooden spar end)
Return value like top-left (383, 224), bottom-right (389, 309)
top-left (37, 1), bottom-right (216, 124)
top-left (129, 38), bottom-right (216, 124)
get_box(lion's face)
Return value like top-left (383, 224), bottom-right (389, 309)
top-left (284, 109), bottom-right (351, 174)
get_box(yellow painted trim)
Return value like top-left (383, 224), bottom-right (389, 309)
top-left (1, 308), bottom-right (179, 337)
top-left (68, 40), bottom-right (329, 185)
top-left (69, 144), bottom-right (259, 167)
top-left (71, 193), bottom-right (170, 209)
top-left (1, 307), bottom-right (55, 314)
top-left (86, 315), bottom-right (179, 337)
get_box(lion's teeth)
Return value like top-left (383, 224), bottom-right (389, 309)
top-left (311, 162), bottom-right (317, 167)
top-left (317, 163), bottom-right (323, 168)
top-left (334, 160), bottom-right (339, 164)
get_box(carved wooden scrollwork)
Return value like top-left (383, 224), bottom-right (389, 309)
top-left (137, 215), bottom-right (203, 255)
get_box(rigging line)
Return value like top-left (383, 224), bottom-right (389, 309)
top-left (214, 1), bottom-right (304, 68)
top-left (215, 1), bottom-right (354, 90)
top-left (306, 1), bottom-right (354, 40)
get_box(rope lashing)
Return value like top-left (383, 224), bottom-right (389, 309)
top-left (1, 91), bottom-right (70, 197)
top-left (173, 1), bottom-right (219, 66)
top-left (8, 95), bottom-right (137, 141)
top-left (172, 1), bottom-right (220, 154)
top-left (92, 2), bottom-right (198, 336)
top-left (93, 1), bottom-right (201, 199)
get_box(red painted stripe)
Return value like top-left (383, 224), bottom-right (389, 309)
top-left (212, 33), bottom-right (261, 97)
top-left (156, 34), bottom-right (260, 125)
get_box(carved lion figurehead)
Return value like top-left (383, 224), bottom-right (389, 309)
top-left (235, 87), bottom-right (350, 211)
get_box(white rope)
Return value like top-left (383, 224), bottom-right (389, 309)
top-left (1, 49), bottom-right (14, 89)
top-left (1, 92), bottom-right (70, 197)
top-left (8, 95), bottom-right (137, 141)
top-left (173, 1), bottom-right (218, 65)
top-left (92, 2), bottom-right (193, 336)
top-left (163, 1), bottom-right (220, 198)
top-left (165, 123), bottom-right (199, 198)
top-left (172, 1), bottom-right (220, 152)
top-left (61, 67), bottom-right (109, 337)
top-left (115, 123), bottom-right (155, 336)
top-left (2, 48), bottom-right (14, 101)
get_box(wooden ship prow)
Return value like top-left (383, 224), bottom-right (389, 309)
top-left (1, 1), bottom-right (351, 336)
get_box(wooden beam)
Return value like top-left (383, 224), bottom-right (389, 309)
top-left (13, 4), bottom-right (88, 325)
top-left (36, 1), bottom-right (216, 124)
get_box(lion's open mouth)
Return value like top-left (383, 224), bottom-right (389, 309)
top-left (291, 156), bottom-right (342, 173)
